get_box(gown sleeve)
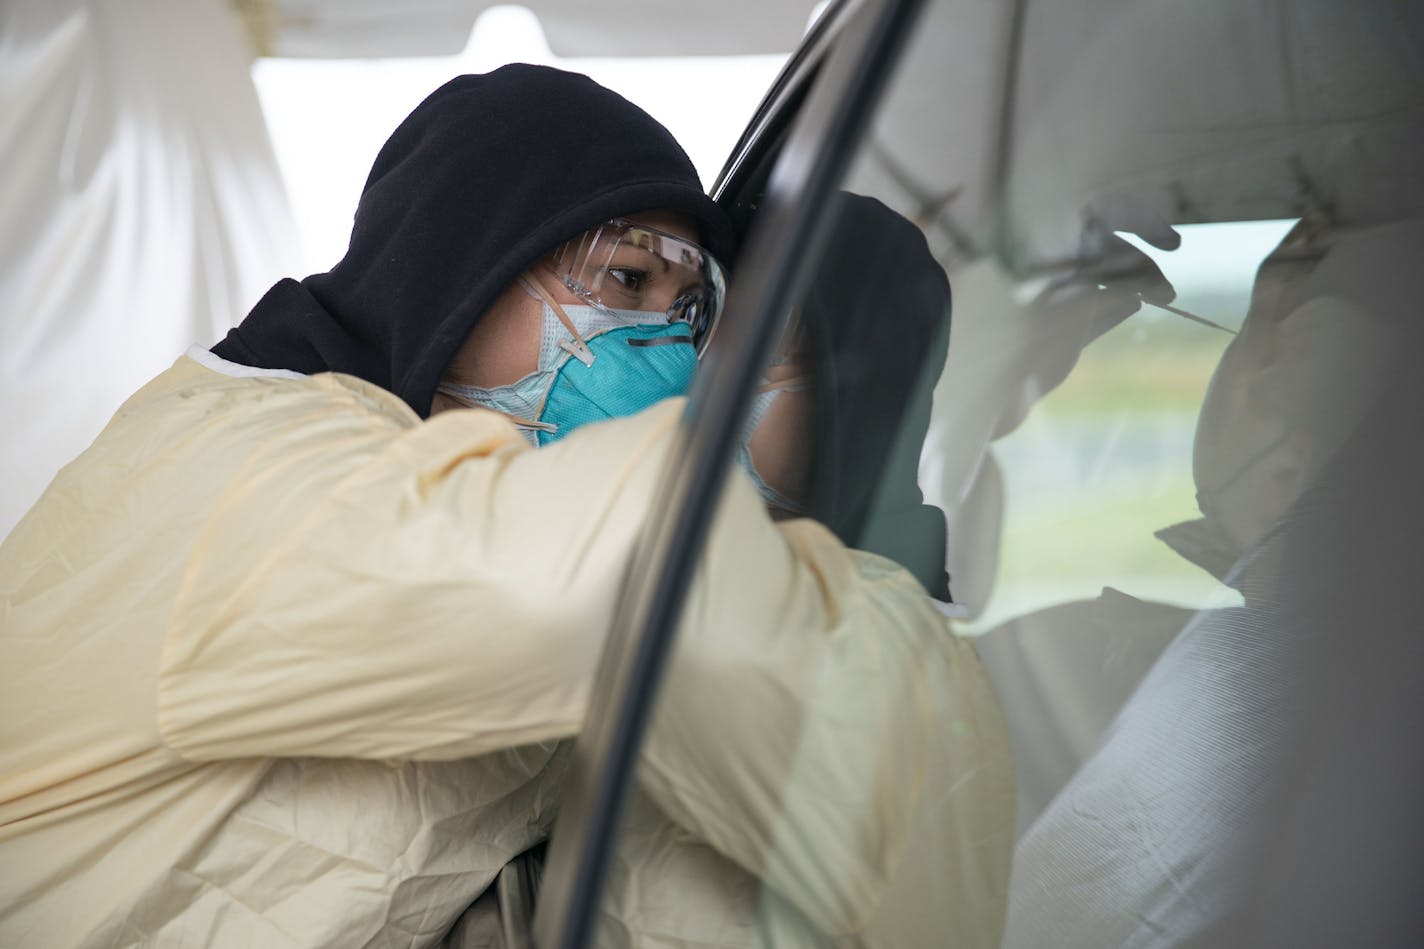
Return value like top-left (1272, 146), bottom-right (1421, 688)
top-left (158, 377), bottom-right (1011, 936)
top-left (158, 392), bottom-right (689, 762)
top-left (634, 473), bottom-right (1013, 936)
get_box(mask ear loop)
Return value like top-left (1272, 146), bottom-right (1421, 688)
top-left (520, 274), bottom-right (597, 367)
top-left (436, 384), bottom-right (558, 435)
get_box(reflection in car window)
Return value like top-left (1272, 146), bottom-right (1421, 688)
top-left (593, 184), bottom-right (1014, 947)
top-left (597, 0), bottom-right (1424, 944)
top-left (971, 219), bottom-right (1301, 635)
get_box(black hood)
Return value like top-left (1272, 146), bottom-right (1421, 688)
top-left (213, 64), bottom-right (734, 416)
top-left (803, 193), bottom-right (953, 600)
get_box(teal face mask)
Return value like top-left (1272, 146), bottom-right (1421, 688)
top-left (437, 279), bottom-right (697, 446)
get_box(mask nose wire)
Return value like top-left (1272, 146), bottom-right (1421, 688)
top-left (520, 273), bottom-right (597, 367)
top-left (436, 385), bottom-right (558, 435)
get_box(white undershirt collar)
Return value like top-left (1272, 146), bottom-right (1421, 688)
top-left (185, 345), bottom-right (308, 380)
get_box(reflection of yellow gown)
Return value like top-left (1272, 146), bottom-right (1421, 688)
top-left (0, 350), bottom-right (1013, 947)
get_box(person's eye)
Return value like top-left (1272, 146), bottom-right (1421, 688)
top-left (605, 267), bottom-right (649, 293)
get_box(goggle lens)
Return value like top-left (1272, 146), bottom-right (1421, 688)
top-left (548, 218), bottom-right (727, 349)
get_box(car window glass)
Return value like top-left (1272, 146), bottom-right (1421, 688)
top-left (594, 0), bottom-right (1424, 944)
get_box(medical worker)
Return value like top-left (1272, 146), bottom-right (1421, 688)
top-left (0, 65), bottom-right (1012, 946)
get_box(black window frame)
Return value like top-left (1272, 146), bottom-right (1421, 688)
top-left (528, 1), bottom-right (930, 946)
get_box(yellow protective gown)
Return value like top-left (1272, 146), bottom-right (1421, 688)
top-left (0, 350), bottom-right (1013, 947)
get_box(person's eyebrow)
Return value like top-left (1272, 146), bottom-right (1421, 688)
top-left (616, 239), bottom-right (670, 273)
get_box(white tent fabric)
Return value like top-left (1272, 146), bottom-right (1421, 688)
top-left (236, 0), bottom-right (821, 58)
top-left (1002, 0), bottom-right (1424, 271)
top-left (0, 0), bottom-right (298, 539)
top-left (855, 0), bottom-right (1424, 274)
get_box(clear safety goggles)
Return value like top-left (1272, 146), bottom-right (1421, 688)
top-left (544, 218), bottom-right (728, 349)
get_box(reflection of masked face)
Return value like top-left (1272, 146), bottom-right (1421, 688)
top-left (437, 277), bottom-right (697, 445)
top-left (737, 373), bottom-right (812, 514)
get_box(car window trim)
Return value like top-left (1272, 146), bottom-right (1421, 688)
top-left (710, 0), bottom-right (858, 205)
